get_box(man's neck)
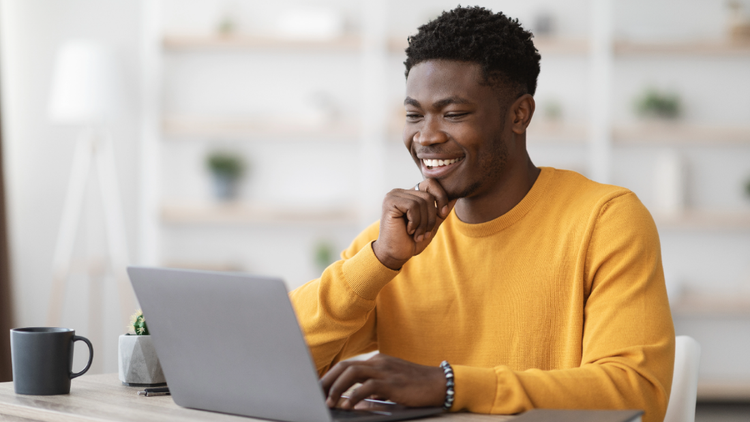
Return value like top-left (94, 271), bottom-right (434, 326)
top-left (453, 157), bottom-right (540, 224)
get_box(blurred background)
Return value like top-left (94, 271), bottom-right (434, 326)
top-left (0, 0), bottom-right (749, 419)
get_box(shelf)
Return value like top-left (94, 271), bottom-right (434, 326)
top-left (527, 121), bottom-right (587, 145)
top-left (533, 37), bottom-right (590, 55)
top-left (161, 202), bottom-right (360, 226)
top-left (654, 211), bottom-right (750, 231)
top-left (163, 116), bottom-right (359, 140)
top-left (387, 36), bottom-right (589, 56)
top-left (526, 122), bottom-right (750, 146)
top-left (614, 40), bottom-right (750, 56)
top-left (163, 34), bottom-right (361, 51)
top-left (613, 123), bottom-right (750, 145)
top-left (163, 34), bottom-right (750, 58)
top-left (671, 293), bottom-right (750, 317)
top-left (697, 380), bottom-right (750, 401)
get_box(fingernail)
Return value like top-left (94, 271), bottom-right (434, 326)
top-left (442, 205), bottom-right (449, 216)
top-left (416, 234), bottom-right (424, 242)
top-left (426, 231), bottom-right (432, 239)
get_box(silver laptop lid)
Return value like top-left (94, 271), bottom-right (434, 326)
top-left (127, 266), bottom-right (331, 422)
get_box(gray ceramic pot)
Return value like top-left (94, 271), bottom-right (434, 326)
top-left (211, 173), bottom-right (240, 201)
top-left (118, 334), bottom-right (166, 386)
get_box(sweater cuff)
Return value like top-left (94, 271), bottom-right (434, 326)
top-left (451, 365), bottom-right (497, 413)
top-left (342, 241), bottom-right (399, 300)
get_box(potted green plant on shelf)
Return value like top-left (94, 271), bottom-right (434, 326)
top-left (206, 150), bottom-right (246, 201)
top-left (314, 240), bottom-right (336, 273)
top-left (118, 309), bottom-right (166, 386)
top-left (635, 88), bottom-right (682, 120)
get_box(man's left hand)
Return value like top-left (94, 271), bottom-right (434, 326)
top-left (320, 353), bottom-right (446, 409)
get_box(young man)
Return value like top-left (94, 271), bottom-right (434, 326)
top-left (290, 6), bottom-right (674, 422)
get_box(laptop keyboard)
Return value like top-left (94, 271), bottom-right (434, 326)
top-left (330, 408), bottom-right (392, 418)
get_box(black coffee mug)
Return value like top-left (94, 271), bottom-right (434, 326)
top-left (10, 327), bottom-right (94, 395)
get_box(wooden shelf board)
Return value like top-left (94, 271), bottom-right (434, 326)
top-left (655, 211), bottom-right (750, 230)
top-left (527, 121), bottom-right (588, 145)
top-left (163, 34), bottom-right (361, 51)
top-left (698, 380), bottom-right (750, 401)
top-left (613, 123), bottom-right (750, 145)
top-left (671, 293), bottom-right (750, 317)
top-left (163, 117), bottom-right (359, 140)
top-left (163, 35), bottom-right (750, 57)
top-left (615, 40), bottom-right (750, 56)
top-left (387, 37), bottom-right (589, 55)
top-left (533, 37), bottom-right (590, 55)
top-left (161, 203), bottom-right (359, 225)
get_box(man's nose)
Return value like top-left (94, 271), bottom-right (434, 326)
top-left (414, 116), bottom-right (448, 146)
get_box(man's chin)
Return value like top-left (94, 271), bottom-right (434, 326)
top-left (445, 181), bottom-right (481, 201)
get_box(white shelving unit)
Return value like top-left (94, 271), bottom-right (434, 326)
top-left (142, 0), bottom-right (750, 398)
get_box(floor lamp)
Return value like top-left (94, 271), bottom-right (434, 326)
top-left (46, 40), bottom-right (134, 328)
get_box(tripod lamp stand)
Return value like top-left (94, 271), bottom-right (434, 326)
top-left (46, 40), bottom-right (134, 327)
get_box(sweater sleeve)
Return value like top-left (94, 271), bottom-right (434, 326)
top-left (451, 192), bottom-right (675, 422)
top-left (289, 221), bottom-right (399, 376)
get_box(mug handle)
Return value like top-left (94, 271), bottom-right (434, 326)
top-left (70, 335), bottom-right (94, 379)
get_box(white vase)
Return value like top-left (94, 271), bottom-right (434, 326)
top-left (118, 334), bottom-right (166, 386)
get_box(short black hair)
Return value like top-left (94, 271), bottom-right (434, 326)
top-left (404, 6), bottom-right (541, 97)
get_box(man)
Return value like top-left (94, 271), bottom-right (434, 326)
top-left (290, 6), bottom-right (674, 422)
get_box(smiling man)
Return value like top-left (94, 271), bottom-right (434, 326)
top-left (290, 6), bottom-right (674, 422)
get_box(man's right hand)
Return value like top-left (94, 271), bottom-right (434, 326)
top-left (372, 179), bottom-right (457, 270)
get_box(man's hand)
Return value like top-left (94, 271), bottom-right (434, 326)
top-left (321, 354), bottom-right (446, 409)
top-left (373, 179), bottom-right (457, 270)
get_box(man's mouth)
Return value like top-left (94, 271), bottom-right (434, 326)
top-left (422, 157), bottom-right (464, 169)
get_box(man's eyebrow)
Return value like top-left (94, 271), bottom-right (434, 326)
top-left (404, 97), bottom-right (420, 107)
top-left (403, 96), bottom-right (472, 108)
top-left (433, 96), bottom-right (471, 109)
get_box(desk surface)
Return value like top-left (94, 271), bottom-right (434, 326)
top-left (0, 373), bottom-right (511, 422)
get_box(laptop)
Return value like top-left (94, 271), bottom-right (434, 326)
top-left (127, 266), bottom-right (444, 422)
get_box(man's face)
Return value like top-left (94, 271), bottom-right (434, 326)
top-left (403, 60), bottom-right (511, 201)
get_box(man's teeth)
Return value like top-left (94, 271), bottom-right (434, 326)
top-left (423, 158), bottom-right (461, 168)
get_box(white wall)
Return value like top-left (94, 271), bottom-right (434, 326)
top-left (1, 0), bottom-right (144, 373)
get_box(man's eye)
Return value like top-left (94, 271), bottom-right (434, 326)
top-left (445, 113), bottom-right (468, 119)
top-left (406, 114), bottom-right (422, 120)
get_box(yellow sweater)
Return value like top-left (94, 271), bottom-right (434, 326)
top-left (290, 167), bottom-right (675, 422)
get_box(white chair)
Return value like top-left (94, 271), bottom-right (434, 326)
top-left (663, 336), bottom-right (701, 422)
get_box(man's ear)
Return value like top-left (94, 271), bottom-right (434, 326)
top-left (511, 94), bottom-right (535, 135)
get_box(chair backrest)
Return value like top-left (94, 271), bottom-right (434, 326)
top-left (663, 336), bottom-right (701, 422)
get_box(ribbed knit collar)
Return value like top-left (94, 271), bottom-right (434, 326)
top-left (451, 167), bottom-right (553, 238)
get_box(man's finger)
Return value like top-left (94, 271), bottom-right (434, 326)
top-left (397, 189), bottom-right (438, 240)
top-left (390, 190), bottom-right (432, 237)
top-left (413, 194), bottom-right (432, 242)
top-left (344, 379), bottom-right (385, 409)
top-left (326, 364), bottom-right (379, 408)
top-left (420, 179), bottom-right (452, 219)
top-left (320, 361), bottom-right (353, 396)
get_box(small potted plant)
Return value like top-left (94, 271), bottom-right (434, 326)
top-left (206, 150), bottom-right (246, 201)
top-left (635, 88), bottom-right (682, 120)
top-left (313, 240), bottom-right (336, 273)
top-left (118, 309), bottom-right (166, 386)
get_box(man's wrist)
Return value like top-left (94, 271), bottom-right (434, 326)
top-left (371, 241), bottom-right (408, 271)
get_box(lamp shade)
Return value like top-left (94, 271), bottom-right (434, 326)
top-left (48, 40), bottom-right (124, 124)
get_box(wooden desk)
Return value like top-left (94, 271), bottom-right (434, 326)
top-left (0, 373), bottom-right (511, 421)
